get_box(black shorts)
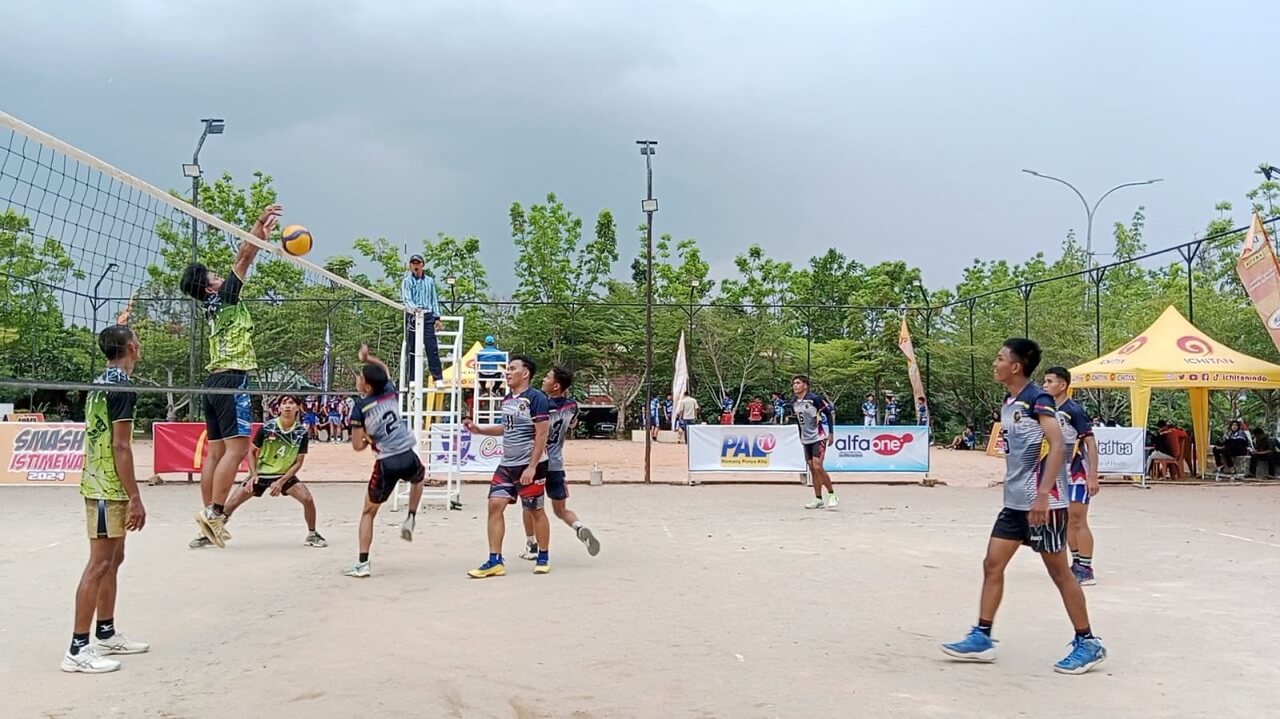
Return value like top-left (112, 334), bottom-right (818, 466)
top-left (545, 469), bottom-right (568, 501)
top-left (250, 476), bottom-right (301, 498)
top-left (367, 450), bottom-right (425, 504)
top-left (803, 440), bottom-right (827, 462)
top-left (991, 507), bottom-right (1068, 554)
top-left (204, 371), bottom-right (252, 441)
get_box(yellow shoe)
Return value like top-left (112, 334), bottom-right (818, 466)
top-left (195, 509), bottom-right (226, 548)
top-left (467, 559), bottom-right (506, 579)
top-left (533, 562), bottom-right (551, 575)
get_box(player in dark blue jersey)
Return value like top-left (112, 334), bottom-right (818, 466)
top-left (1042, 367), bottom-right (1101, 586)
top-left (464, 355), bottom-right (552, 577)
top-left (942, 339), bottom-right (1106, 675)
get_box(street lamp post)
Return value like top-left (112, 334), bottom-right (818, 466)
top-left (637, 139), bottom-right (658, 484)
top-left (914, 280), bottom-right (931, 398)
top-left (183, 117), bottom-right (224, 418)
top-left (1021, 169), bottom-right (1162, 269)
top-left (444, 276), bottom-right (458, 314)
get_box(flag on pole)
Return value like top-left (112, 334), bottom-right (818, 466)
top-left (1236, 212), bottom-right (1280, 353)
top-left (321, 321), bottom-right (333, 397)
top-left (898, 314), bottom-right (927, 420)
top-left (672, 330), bottom-right (689, 405)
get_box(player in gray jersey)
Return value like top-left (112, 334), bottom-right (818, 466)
top-left (942, 338), bottom-right (1107, 675)
top-left (342, 345), bottom-right (425, 579)
top-left (464, 355), bottom-right (552, 577)
top-left (519, 366), bottom-right (601, 560)
top-left (791, 375), bottom-right (837, 509)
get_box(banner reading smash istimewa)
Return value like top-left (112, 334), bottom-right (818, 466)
top-left (1, 422), bottom-right (85, 485)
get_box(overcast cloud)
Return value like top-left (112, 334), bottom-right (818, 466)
top-left (4, 0), bottom-right (1279, 292)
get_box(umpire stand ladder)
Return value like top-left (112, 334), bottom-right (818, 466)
top-left (473, 353), bottom-right (507, 425)
top-left (394, 312), bottom-right (465, 511)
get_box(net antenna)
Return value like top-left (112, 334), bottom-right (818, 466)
top-left (0, 110), bottom-right (403, 312)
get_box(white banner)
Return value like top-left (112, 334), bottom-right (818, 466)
top-left (1092, 426), bottom-right (1145, 475)
top-left (825, 425), bottom-right (930, 473)
top-left (687, 424), bottom-right (807, 473)
top-left (427, 429), bottom-right (503, 474)
top-left (672, 330), bottom-right (688, 405)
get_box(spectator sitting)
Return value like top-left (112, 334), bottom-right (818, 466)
top-left (1214, 420), bottom-right (1253, 471)
top-left (1249, 427), bottom-right (1278, 478)
top-left (1146, 420), bottom-right (1177, 475)
top-left (948, 425), bottom-right (976, 450)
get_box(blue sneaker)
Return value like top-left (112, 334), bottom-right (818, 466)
top-left (1054, 635), bottom-right (1107, 675)
top-left (941, 626), bottom-right (997, 662)
top-left (1075, 565), bottom-right (1096, 586)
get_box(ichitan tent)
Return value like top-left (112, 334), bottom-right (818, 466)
top-left (1070, 305), bottom-right (1280, 474)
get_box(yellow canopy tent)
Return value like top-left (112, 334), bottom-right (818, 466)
top-left (440, 342), bottom-right (484, 389)
top-left (1070, 305), bottom-right (1280, 474)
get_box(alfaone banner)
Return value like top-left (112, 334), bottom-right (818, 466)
top-left (1091, 426), bottom-right (1145, 475)
top-left (687, 424), bottom-right (807, 473)
top-left (824, 425), bottom-right (930, 473)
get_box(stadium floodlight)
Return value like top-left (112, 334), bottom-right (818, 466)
top-left (445, 276), bottom-right (456, 286)
top-left (641, 198), bottom-right (658, 213)
top-left (181, 163), bottom-right (201, 178)
top-left (203, 118), bottom-right (225, 134)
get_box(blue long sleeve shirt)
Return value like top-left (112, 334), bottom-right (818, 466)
top-left (400, 272), bottom-right (441, 316)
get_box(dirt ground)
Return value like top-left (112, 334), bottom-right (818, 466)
top-left (4, 444), bottom-right (1280, 718)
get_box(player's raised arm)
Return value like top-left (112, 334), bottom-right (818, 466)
top-left (232, 204), bottom-right (282, 280)
top-left (357, 344), bottom-right (389, 377)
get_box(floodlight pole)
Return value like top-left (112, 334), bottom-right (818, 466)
top-left (187, 118), bottom-right (224, 419)
top-left (638, 140), bottom-right (658, 484)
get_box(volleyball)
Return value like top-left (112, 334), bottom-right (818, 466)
top-left (281, 225), bottom-right (313, 256)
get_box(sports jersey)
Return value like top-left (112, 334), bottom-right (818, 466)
top-left (772, 398), bottom-right (785, 417)
top-left (862, 400), bottom-right (877, 419)
top-left (747, 400), bottom-right (764, 422)
top-left (792, 391), bottom-right (834, 445)
top-left (1000, 382), bottom-right (1065, 511)
top-left (253, 418), bottom-right (310, 479)
top-left (1054, 397), bottom-right (1093, 485)
top-left (500, 387), bottom-right (551, 467)
top-left (546, 396), bottom-right (579, 471)
top-left (81, 367), bottom-right (136, 501)
top-left (721, 397), bottom-right (734, 413)
top-left (350, 384), bottom-right (414, 460)
top-left (885, 400), bottom-right (897, 422)
top-left (204, 271), bottom-right (257, 372)
top-left (648, 397), bottom-right (661, 419)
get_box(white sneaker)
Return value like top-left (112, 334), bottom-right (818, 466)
top-left (805, 498), bottom-right (825, 509)
top-left (96, 633), bottom-right (150, 655)
top-left (400, 515), bottom-right (415, 542)
top-left (519, 541), bottom-right (538, 561)
top-left (61, 646), bottom-right (120, 674)
top-left (826, 493), bottom-right (840, 509)
top-left (343, 561), bottom-right (371, 578)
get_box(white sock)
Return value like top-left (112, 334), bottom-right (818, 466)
top-left (526, 535), bottom-right (536, 546)
top-left (572, 521), bottom-right (583, 530)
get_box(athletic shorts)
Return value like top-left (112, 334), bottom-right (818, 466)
top-left (204, 371), bottom-right (252, 441)
top-left (85, 498), bottom-right (127, 539)
top-left (1067, 483), bottom-right (1091, 505)
top-left (545, 469), bottom-right (568, 501)
top-left (991, 507), bottom-right (1068, 554)
top-left (367, 450), bottom-right (425, 504)
top-left (803, 440), bottom-right (827, 462)
top-left (490, 461), bottom-right (549, 510)
top-left (250, 475), bottom-right (301, 498)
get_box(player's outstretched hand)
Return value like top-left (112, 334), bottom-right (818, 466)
top-left (269, 480), bottom-right (285, 497)
top-left (462, 418), bottom-right (475, 432)
top-left (126, 497), bottom-right (146, 531)
top-left (358, 344), bottom-right (371, 362)
top-left (251, 204), bottom-right (283, 241)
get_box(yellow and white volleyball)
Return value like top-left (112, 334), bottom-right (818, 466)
top-left (281, 225), bottom-right (313, 256)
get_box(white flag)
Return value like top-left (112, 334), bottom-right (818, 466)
top-left (672, 331), bottom-right (689, 404)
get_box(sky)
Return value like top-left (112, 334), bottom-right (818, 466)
top-left (5, 0), bottom-right (1280, 295)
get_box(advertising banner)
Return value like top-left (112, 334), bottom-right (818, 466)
top-left (153, 422), bottom-right (262, 475)
top-left (428, 429), bottom-right (503, 474)
top-left (0, 422), bottom-right (84, 485)
top-left (898, 316), bottom-right (928, 421)
top-left (823, 425), bottom-right (930, 473)
top-left (1236, 212), bottom-right (1280, 353)
top-left (687, 424), bottom-right (807, 473)
top-left (1091, 426), bottom-right (1145, 475)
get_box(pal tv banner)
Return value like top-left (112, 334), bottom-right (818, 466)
top-left (429, 429), bottom-right (503, 474)
top-left (687, 425), bottom-right (807, 473)
top-left (824, 425), bottom-right (930, 473)
top-left (1091, 426), bottom-right (1145, 475)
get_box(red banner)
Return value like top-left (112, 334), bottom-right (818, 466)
top-left (153, 422), bottom-right (262, 475)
